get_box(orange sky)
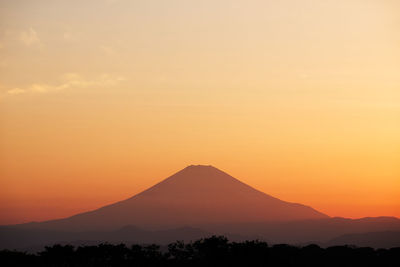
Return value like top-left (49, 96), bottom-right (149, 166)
top-left (1, 0), bottom-right (399, 225)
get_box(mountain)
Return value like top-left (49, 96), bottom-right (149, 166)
top-left (3, 165), bottom-right (399, 250)
top-left (15, 165), bottom-right (327, 231)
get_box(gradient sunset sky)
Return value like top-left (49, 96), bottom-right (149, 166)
top-left (0, 0), bottom-right (399, 225)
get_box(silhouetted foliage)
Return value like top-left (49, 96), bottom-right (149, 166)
top-left (1, 236), bottom-right (399, 267)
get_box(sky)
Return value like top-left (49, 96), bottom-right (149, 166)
top-left (0, 0), bottom-right (399, 225)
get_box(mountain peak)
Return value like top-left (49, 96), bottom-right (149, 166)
top-left (183, 164), bottom-right (219, 173)
top-left (141, 165), bottom-right (238, 194)
top-left (186, 164), bottom-right (214, 168)
top-left (160, 164), bottom-right (240, 186)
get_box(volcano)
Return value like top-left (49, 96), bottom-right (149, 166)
top-left (4, 165), bottom-right (400, 250)
top-left (22, 165), bottom-right (327, 231)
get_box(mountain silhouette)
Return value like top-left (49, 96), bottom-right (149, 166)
top-left (20, 165), bottom-right (327, 231)
top-left (2, 165), bottom-right (400, 250)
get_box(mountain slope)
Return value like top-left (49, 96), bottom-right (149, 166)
top-left (18, 165), bottom-right (328, 231)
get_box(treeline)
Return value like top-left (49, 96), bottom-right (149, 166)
top-left (1, 236), bottom-right (399, 267)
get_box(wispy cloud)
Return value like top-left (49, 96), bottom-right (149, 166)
top-left (6, 73), bottom-right (126, 96)
top-left (7, 88), bottom-right (26, 95)
top-left (19, 27), bottom-right (41, 46)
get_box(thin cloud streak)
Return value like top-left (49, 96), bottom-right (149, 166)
top-left (6, 73), bottom-right (126, 96)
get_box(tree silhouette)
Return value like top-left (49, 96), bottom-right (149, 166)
top-left (1, 236), bottom-right (399, 267)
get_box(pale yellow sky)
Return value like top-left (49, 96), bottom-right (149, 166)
top-left (0, 0), bottom-right (399, 224)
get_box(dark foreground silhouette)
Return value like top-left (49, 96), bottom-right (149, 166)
top-left (1, 236), bottom-right (399, 267)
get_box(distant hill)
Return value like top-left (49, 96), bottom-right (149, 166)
top-left (0, 225), bottom-right (210, 251)
top-left (326, 231), bottom-right (400, 248)
top-left (199, 216), bottom-right (400, 245)
top-left (2, 219), bottom-right (400, 250)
